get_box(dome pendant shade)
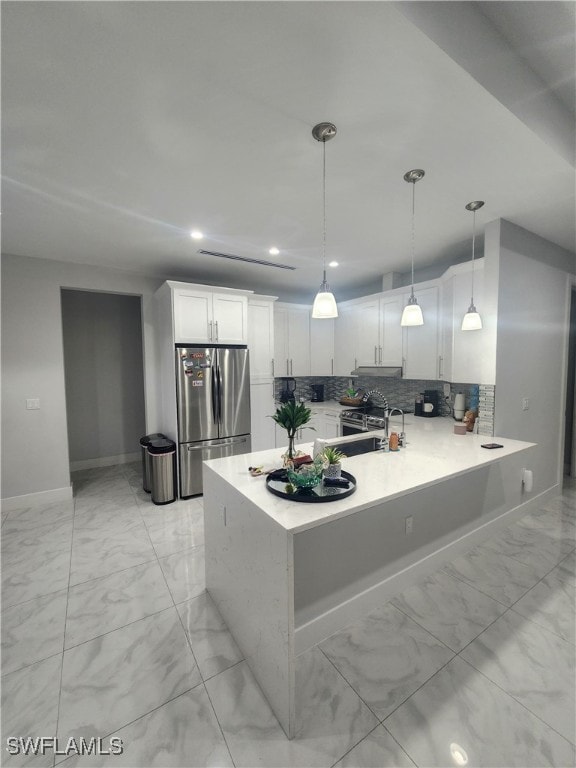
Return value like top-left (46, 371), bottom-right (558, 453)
top-left (401, 294), bottom-right (424, 326)
top-left (461, 305), bottom-right (483, 331)
top-left (312, 275), bottom-right (338, 318)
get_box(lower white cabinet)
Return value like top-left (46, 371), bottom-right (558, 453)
top-left (250, 380), bottom-right (276, 451)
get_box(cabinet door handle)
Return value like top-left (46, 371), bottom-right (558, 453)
top-left (215, 320), bottom-right (219, 342)
top-left (331, 358), bottom-right (334, 375)
top-left (438, 355), bottom-right (443, 379)
top-left (290, 359), bottom-right (293, 375)
top-left (286, 359), bottom-right (289, 375)
top-left (271, 359), bottom-right (275, 376)
top-left (374, 346), bottom-right (378, 364)
top-left (402, 357), bottom-right (406, 377)
top-left (379, 346), bottom-right (383, 365)
top-left (208, 320), bottom-right (213, 341)
top-left (354, 358), bottom-right (357, 369)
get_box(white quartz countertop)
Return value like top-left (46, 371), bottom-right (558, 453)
top-left (204, 417), bottom-right (535, 534)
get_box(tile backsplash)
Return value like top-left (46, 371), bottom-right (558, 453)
top-left (274, 376), bottom-right (495, 435)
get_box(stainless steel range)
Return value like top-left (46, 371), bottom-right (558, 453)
top-left (340, 404), bottom-right (389, 435)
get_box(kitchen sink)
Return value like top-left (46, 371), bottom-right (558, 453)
top-left (329, 437), bottom-right (384, 457)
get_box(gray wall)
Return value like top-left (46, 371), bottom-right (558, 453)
top-left (61, 290), bottom-right (146, 465)
top-left (492, 219), bottom-right (574, 494)
top-left (1, 254), bottom-right (162, 500)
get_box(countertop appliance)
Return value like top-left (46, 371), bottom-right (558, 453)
top-left (454, 392), bottom-right (466, 420)
top-left (279, 377), bottom-right (297, 403)
top-left (175, 345), bottom-right (251, 497)
top-left (310, 384), bottom-right (325, 402)
top-left (422, 389), bottom-right (440, 418)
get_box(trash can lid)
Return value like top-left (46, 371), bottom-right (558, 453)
top-left (140, 433), bottom-right (166, 447)
top-left (148, 438), bottom-right (176, 455)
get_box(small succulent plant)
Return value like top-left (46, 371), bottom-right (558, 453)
top-left (323, 445), bottom-right (346, 465)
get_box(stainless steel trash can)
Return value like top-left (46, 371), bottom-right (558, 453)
top-left (148, 438), bottom-right (176, 505)
top-left (139, 433), bottom-right (165, 493)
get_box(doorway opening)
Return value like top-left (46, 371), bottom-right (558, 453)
top-left (61, 289), bottom-right (146, 472)
top-left (564, 287), bottom-right (576, 478)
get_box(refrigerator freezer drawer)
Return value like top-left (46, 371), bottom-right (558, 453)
top-left (178, 435), bottom-right (251, 498)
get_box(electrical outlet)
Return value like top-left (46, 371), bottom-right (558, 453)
top-left (522, 397), bottom-right (529, 411)
top-left (26, 398), bottom-right (40, 410)
top-left (405, 515), bottom-right (414, 535)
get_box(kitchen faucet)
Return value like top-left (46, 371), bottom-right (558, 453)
top-left (386, 407), bottom-right (405, 443)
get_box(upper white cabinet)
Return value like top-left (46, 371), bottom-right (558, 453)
top-left (310, 318), bottom-right (335, 376)
top-left (274, 304), bottom-right (311, 377)
top-left (333, 306), bottom-right (356, 376)
top-left (402, 285), bottom-right (440, 379)
top-left (379, 295), bottom-right (404, 366)
top-left (247, 296), bottom-right (276, 380)
top-left (334, 294), bottom-right (403, 374)
top-left (440, 261), bottom-right (485, 384)
top-left (173, 285), bottom-right (248, 345)
top-left (352, 298), bottom-right (380, 367)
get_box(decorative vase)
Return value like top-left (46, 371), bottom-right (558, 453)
top-left (324, 462), bottom-right (342, 479)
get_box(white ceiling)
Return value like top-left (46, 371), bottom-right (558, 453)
top-left (2, 2), bottom-right (575, 302)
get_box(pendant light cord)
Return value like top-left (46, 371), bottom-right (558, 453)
top-left (470, 208), bottom-right (476, 306)
top-left (322, 138), bottom-right (327, 283)
top-left (410, 180), bottom-right (416, 299)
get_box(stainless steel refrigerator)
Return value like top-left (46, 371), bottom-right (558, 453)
top-left (175, 345), bottom-right (251, 497)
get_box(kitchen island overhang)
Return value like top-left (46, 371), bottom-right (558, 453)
top-left (203, 422), bottom-right (536, 739)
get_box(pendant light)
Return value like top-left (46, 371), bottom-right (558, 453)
top-left (311, 122), bottom-right (338, 319)
top-left (461, 200), bottom-right (484, 331)
top-left (401, 169), bottom-right (425, 326)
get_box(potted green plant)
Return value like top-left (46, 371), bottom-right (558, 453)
top-left (322, 445), bottom-right (346, 479)
top-left (271, 401), bottom-right (314, 462)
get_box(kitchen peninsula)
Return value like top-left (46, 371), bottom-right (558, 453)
top-left (203, 418), bottom-right (535, 739)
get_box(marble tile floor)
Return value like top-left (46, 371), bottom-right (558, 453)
top-left (1, 465), bottom-right (575, 767)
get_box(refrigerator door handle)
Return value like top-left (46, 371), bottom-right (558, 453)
top-left (210, 365), bottom-right (218, 424)
top-left (185, 436), bottom-right (249, 451)
top-left (217, 366), bottom-right (223, 424)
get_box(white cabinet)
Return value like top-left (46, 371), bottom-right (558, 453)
top-left (441, 262), bottom-right (485, 384)
top-left (379, 295), bottom-right (404, 366)
top-left (274, 304), bottom-right (311, 377)
top-left (173, 286), bottom-right (248, 345)
top-left (333, 307), bottom-right (356, 376)
top-left (250, 380), bottom-right (276, 451)
top-left (310, 318), bottom-right (335, 376)
top-left (353, 298), bottom-right (380, 366)
top-left (248, 297), bottom-right (276, 380)
top-left (402, 285), bottom-right (440, 379)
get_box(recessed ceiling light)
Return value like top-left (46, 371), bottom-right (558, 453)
top-left (190, 230), bottom-right (204, 240)
top-left (269, 247), bottom-right (280, 256)
top-left (328, 261), bottom-right (339, 268)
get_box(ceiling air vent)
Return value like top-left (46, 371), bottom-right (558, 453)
top-left (198, 250), bottom-right (295, 270)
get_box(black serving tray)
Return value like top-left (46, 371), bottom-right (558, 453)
top-left (265, 470), bottom-right (357, 503)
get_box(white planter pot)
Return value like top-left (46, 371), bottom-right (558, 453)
top-left (323, 462), bottom-right (342, 479)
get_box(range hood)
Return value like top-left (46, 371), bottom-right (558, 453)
top-left (351, 365), bottom-right (403, 378)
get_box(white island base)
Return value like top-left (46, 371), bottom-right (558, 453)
top-left (203, 420), bottom-right (536, 739)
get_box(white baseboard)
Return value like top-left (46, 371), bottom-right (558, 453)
top-left (1, 485), bottom-right (73, 512)
top-left (70, 452), bottom-right (140, 472)
top-left (294, 484), bottom-right (561, 656)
